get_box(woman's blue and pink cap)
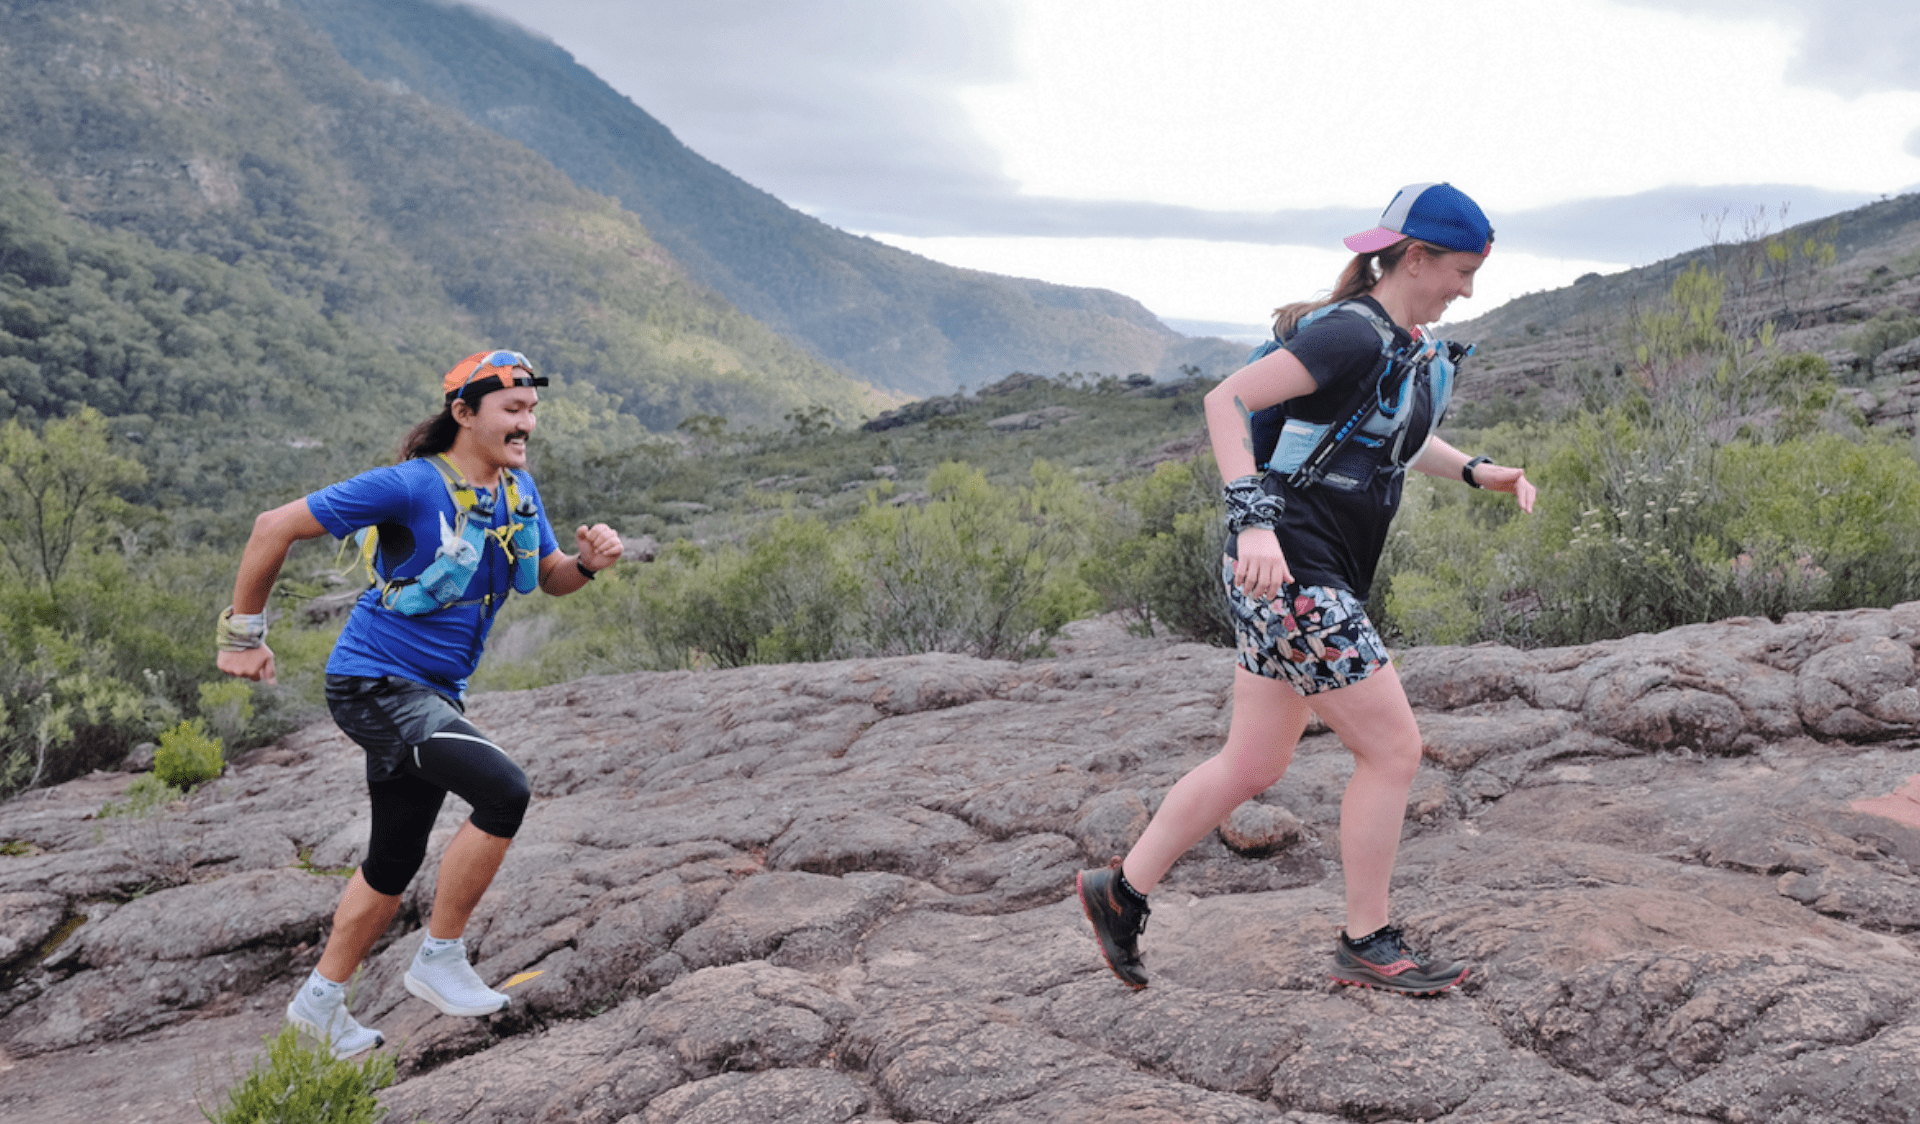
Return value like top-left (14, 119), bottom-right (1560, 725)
top-left (1343, 183), bottom-right (1493, 255)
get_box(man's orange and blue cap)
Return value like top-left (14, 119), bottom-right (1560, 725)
top-left (442, 349), bottom-right (547, 404)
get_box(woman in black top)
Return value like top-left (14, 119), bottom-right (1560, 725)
top-left (1078, 183), bottom-right (1535, 994)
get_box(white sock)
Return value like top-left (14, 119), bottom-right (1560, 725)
top-left (295, 969), bottom-right (346, 1013)
top-left (421, 935), bottom-right (463, 955)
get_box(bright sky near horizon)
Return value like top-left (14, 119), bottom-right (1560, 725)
top-left (469, 0), bottom-right (1920, 338)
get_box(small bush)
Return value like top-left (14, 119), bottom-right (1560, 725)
top-left (0, 661), bottom-right (161, 799)
top-left (1846, 307), bottom-right (1920, 367)
top-left (1718, 432), bottom-right (1920, 609)
top-left (849, 460), bottom-right (1099, 659)
top-left (154, 718), bottom-right (223, 788)
top-left (99, 772), bottom-right (178, 819)
top-left (204, 1025), bottom-right (395, 1124)
top-left (1083, 456), bottom-right (1231, 645)
top-left (196, 678), bottom-right (256, 748)
top-left (656, 516), bottom-right (859, 667)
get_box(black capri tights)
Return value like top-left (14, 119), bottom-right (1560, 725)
top-left (325, 675), bottom-right (531, 897)
top-left (361, 720), bottom-right (530, 895)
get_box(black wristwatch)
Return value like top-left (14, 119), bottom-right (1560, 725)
top-left (1463, 456), bottom-right (1491, 489)
top-left (575, 558), bottom-right (598, 581)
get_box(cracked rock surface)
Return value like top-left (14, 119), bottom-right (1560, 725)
top-left (5, 609), bottom-right (1920, 1123)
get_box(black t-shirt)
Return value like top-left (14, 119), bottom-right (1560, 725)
top-left (1232, 296), bottom-right (1434, 601)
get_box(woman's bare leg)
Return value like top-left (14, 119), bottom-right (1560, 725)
top-left (1121, 667), bottom-right (1312, 893)
top-left (1305, 661), bottom-right (1424, 936)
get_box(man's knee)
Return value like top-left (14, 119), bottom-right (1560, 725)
top-left (362, 845), bottom-right (429, 896)
top-left (469, 766), bottom-right (529, 839)
top-left (415, 722), bottom-right (530, 839)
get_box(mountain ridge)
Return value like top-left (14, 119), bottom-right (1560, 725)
top-left (0, 0), bottom-right (878, 443)
top-left (289, 0), bottom-right (1246, 397)
top-left (1444, 189), bottom-right (1920, 418)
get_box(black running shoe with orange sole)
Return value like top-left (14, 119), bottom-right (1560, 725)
top-left (1077, 859), bottom-right (1150, 989)
top-left (1331, 925), bottom-right (1468, 995)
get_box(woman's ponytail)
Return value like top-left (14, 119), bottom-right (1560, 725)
top-left (1268, 238), bottom-right (1442, 337)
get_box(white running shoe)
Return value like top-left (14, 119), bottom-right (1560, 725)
top-left (404, 938), bottom-right (510, 1017)
top-left (285, 975), bottom-right (384, 1060)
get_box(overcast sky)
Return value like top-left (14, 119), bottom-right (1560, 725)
top-left (466, 0), bottom-right (1920, 337)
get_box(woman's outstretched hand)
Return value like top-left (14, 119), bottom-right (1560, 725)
top-left (1475, 463), bottom-right (1536, 513)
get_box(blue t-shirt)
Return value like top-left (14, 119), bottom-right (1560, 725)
top-left (307, 458), bottom-right (561, 698)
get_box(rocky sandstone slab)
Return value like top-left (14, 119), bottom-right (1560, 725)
top-left (4, 608), bottom-right (1920, 1123)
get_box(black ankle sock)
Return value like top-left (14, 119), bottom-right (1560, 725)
top-left (1114, 870), bottom-right (1148, 908)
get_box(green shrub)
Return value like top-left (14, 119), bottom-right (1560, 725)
top-left (1083, 456), bottom-right (1231, 645)
top-left (196, 679), bottom-right (256, 749)
top-left (1375, 383), bottom-right (1920, 648)
top-left (1845, 307), bottom-right (1920, 367)
top-left (479, 508), bottom-right (879, 678)
top-left (467, 566), bottom-right (674, 687)
top-left (1388, 252), bottom-right (1884, 648)
top-left (0, 660), bottom-right (162, 799)
top-left (1517, 404), bottom-right (1743, 642)
top-left (99, 772), bottom-right (177, 819)
top-left (0, 540), bottom-right (260, 799)
top-left (1378, 474), bottom-right (1511, 646)
top-left (848, 460), bottom-right (1098, 659)
top-left (154, 718), bottom-right (223, 788)
top-left (1152, 507), bottom-right (1233, 646)
top-left (203, 1025), bottom-right (395, 1124)
top-left (1740, 351), bottom-right (1844, 436)
top-left (479, 461), bottom-right (1104, 675)
top-left (649, 516), bottom-right (859, 668)
top-left (1717, 433), bottom-right (1920, 609)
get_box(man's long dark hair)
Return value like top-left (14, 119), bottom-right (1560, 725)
top-left (398, 401), bottom-right (464, 461)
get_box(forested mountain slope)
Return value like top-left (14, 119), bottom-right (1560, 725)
top-left (288, 0), bottom-right (1245, 397)
top-left (0, 0), bottom-right (876, 477)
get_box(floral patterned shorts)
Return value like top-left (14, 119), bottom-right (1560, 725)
top-left (1221, 558), bottom-right (1392, 696)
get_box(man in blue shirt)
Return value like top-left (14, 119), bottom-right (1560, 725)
top-left (217, 350), bottom-right (623, 1057)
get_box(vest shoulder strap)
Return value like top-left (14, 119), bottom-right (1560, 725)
top-left (1280, 303), bottom-right (1447, 491)
top-left (1288, 299), bottom-right (1397, 351)
top-left (424, 454), bottom-right (527, 518)
top-left (426, 454), bottom-right (477, 513)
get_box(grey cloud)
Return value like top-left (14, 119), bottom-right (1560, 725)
top-left (806, 194), bottom-right (1371, 245)
top-left (1790, 7), bottom-right (1920, 95)
top-left (1497, 184), bottom-right (1892, 262)
top-left (1613, 0), bottom-right (1920, 95)
top-left (462, 2), bottom-right (1906, 272)
top-left (465, 0), bottom-right (1362, 245)
top-left (467, 0), bottom-right (1020, 210)
top-left (810, 183), bottom-right (1891, 269)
